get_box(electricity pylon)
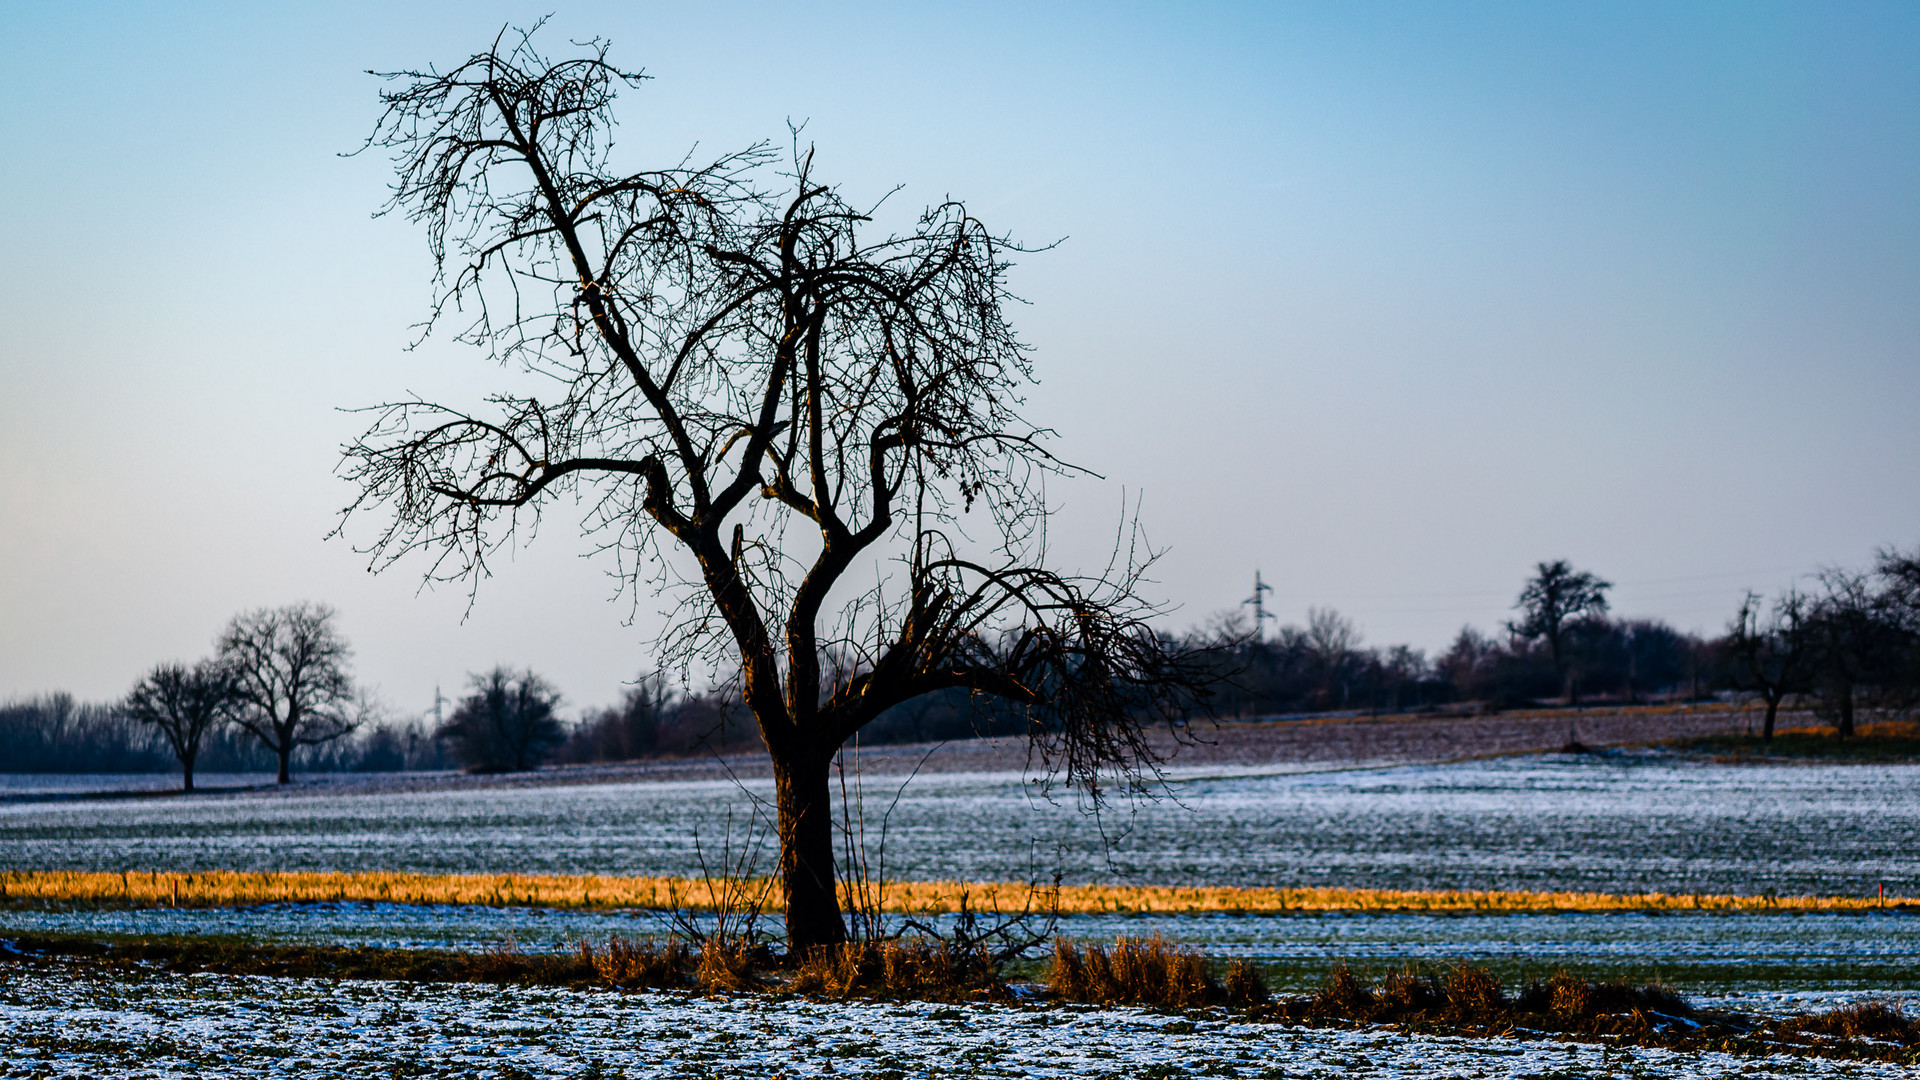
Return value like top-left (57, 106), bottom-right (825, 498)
top-left (1243, 570), bottom-right (1276, 641)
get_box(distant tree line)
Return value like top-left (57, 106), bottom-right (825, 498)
top-left (8, 545), bottom-right (1917, 780)
top-left (1, 602), bottom-right (452, 787)
top-left (1200, 548), bottom-right (1920, 740)
top-left (0, 692), bottom-right (451, 778)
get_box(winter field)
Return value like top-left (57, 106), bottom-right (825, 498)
top-left (5, 750), bottom-right (1919, 1077)
top-left (4, 751), bottom-right (1916, 896)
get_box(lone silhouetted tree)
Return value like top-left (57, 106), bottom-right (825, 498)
top-left (339, 27), bottom-right (1207, 950)
top-left (1873, 544), bottom-right (1920, 710)
top-left (1304, 607), bottom-right (1361, 708)
top-left (1722, 590), bottom-right (1813, 741)
top-left (217, 603), bottom-right (358, 783)
top-left (124, 661), bottom-right (234, 791)
top-left (1804, 567), bottom-right (1906, 739)
top-left (1507, 560), bottom-right (1611, 704)
top-left (437, 667), bottom-right (566, 772)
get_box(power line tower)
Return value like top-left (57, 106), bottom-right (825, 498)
top-left (1243, 570), bottom-right (1276, 641)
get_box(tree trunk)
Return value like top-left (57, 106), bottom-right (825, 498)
top-left (1837, 682), bottom-right (1855, 739)
top-left (1762, 694), bottom-right (1780, 742)
top-left (773, 751), bottom-right (845, 953)
top-left (182, 756), bottom-right (195, 793)
top-left (276, 742), bottom-right (292, 784)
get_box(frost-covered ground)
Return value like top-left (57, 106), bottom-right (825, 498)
top-left (0, 772), bottom-right (281, 797)
top-left (2, 964), bottom-right (1909, 1080)
top-left (7, 904), bottom-right (1919, 1001)
top-left (5, 753), bottom-right (1918, 896)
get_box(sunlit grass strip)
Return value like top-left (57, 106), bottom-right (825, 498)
top-left (0, 870), bottom-right (722, 912)
top-left (925, 881), bottom-right (1902, 914)
top-left (0, 869), bottom-right (1902, 914)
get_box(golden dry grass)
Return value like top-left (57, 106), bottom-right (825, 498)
top-left (1048, 935), bottom-right (1220, 1007)
top-left (0, 868), bottom-right (1901, 914)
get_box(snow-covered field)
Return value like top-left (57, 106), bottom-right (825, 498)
top-left (2, 963), bottom-right (1909, 1080)
top-left (6, 754), bottom-right (1919, 1075)
top-left (5, 753), bottom-right (1918, 896)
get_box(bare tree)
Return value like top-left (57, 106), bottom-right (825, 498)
top-left (123, 661), bottom-right (234, 791)
top-left (564, 672), bottom-right (677, 762)
top-left (1507, 560), bottom-right (1611, 703)
top-left (1875, 545), bottom-right (1920, 710)
top-left (217, 603), bottom-right (358, 783)
top-left (436, 666), bottom-right (566, 772)
top-left (1722, 590), bottom-right (1813, 741)
top-left (338, 27), bottom-right (1207, 951)
top-left (1804, 566), bottom-right (1910, 738)
top-left (1305, 607), bottom-right (1361, 708)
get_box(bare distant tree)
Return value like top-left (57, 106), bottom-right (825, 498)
top-left (1875, 545), bottom-right (1920, 709)
top-left (565, 673), bottom-right (675, 762)
top-left (338, 27), bottom-right (1208, 950)
top-left (1722, 590), bottom-right (1813, 741)
top-left (436, 667), bottom-right (566, 772)
top-left (1305, 607), bottom-right (1361, 708)
top-left (217, 603), bottom-right (358, 783)
top-left (1507, 560), bottom-right (1611, 703)
top-left (1804, 566), bottom-right (1912, 738)
top-left (1439, 625), bottom-right (1500, 703)
top-left (123, 661), bottom-right (234, 791)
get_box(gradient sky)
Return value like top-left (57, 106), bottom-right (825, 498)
top-left (3, 1), bottom-right (1916, 716)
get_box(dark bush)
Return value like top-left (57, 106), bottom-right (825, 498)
top-left (436, 667), bottom-right (566, 773)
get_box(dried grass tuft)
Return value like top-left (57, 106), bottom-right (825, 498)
top-left (1312, 963), bottom-right (1376, 1017)
top-left (694, 937), bottom-right (762, 993)
top-left (576, 935), bottom-right (690, 989)
top-left (1047, 936), bottom-right (1256, 1008)
top-left (1782, 1001), bottom-right (1919, 1041)
top-left (1221, 959), bottom-right (1270, 1005)
top-left (1517, 970), bottom-right (1691, 1021)
top-left (1294, 965), bottom-right (1689, 1030)
top-left (786, 939), bottom-right (997, 1000)
top-left (1443, 963), bottom-right (1505, 1014)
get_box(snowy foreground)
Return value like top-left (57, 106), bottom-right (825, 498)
top-left (2, 966), bottom-right (1907, 1080)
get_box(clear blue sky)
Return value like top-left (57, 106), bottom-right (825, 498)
top-left (3, 1), bottom-right (1916, 714)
